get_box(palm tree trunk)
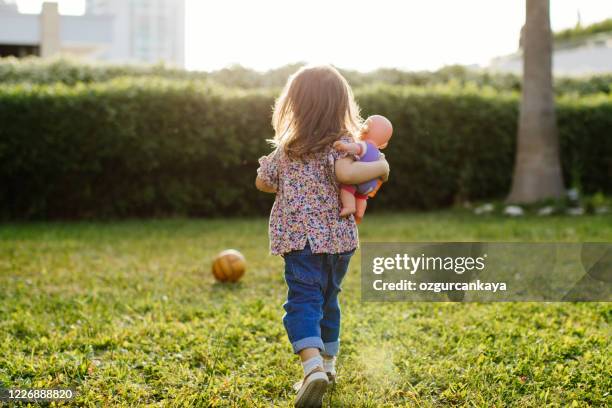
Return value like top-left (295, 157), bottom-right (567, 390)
top-left (507, 0), bottom-right (565, 203)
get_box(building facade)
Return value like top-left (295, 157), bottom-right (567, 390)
top-left (489, 32), bottom-right (612, 77)
top-left (86, 0), bottom-right (185, 67)
top-left (0, 0), bottom-right (185, 67)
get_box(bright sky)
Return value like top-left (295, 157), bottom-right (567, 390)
top-left (16, 0), bottom-right (85, 15)
top-left (15, 0), bottom-right (612, 72)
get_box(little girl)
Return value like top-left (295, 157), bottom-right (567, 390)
top-left (256, 65), bottom-right (389, 407)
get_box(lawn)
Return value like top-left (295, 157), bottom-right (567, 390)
top-left (0, 212), bottom-right (610, 407)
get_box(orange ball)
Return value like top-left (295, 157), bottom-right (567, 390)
top-left (212, 249), bottom-right (246, 282)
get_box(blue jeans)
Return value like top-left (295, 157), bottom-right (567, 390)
top-left (282, 243), bottom-right (355, 356)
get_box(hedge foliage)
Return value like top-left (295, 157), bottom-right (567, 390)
top-left (554, 18), bottom-right (612, 43)
top-left (0, 78), bottom-right (610, 219)
top-left (1, 57), bottom-right (611, 95)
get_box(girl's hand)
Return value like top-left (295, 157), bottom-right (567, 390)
top-left (255, 175), bottom-right (277, 193)
top-left (378, 153), bottom-right (390, 182)
top-left (333, 140), bottom-right (348, 151)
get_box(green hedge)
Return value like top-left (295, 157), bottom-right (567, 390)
top-left (1, 57), bottom-right (611, 95)
top-left (0, 78), bottom-right (610, 219)
top-left (554, 18), bottom-right (612, 43)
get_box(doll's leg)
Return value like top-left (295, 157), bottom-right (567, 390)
top-left (339, 185), bottom-right (357, 217)
top-left (355, 194), bottom-right (368, 224)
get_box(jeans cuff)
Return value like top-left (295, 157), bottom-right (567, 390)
top-left (322, 341), bottom-right (339, 356)
top-left (292, 336), bottom-right (324, 354)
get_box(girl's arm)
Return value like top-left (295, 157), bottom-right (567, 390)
top-left (256, 149), bottom-right (279, 194)
top-left (255, 176), bottom-right (277, 193)
top-left (335, 156), bottom-right (390, 185)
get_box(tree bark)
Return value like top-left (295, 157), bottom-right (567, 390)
top-left (507, 0), bottom-right (565, 203)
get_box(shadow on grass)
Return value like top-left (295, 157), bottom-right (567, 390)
top-left (209, 281), bottom-right (245, 300)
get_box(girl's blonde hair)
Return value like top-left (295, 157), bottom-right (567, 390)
top-left (271, 65), bottom-right (362, 159)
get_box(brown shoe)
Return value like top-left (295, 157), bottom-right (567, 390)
top-left (294, 366), bottom-right (329, 408)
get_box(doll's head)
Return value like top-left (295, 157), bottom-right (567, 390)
top-left (360, 115), bottom-right (392, 149)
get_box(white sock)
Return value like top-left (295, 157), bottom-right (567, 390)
top-left (302, 355), bottom-right (323, 377)
top-left (322, 356), bottom-right (336, 374)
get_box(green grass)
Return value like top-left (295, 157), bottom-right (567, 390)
top-left (1, 212), bottom-right (610, 407)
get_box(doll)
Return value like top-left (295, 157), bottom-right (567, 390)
top-left (333, 115), bottom-right (393, 224)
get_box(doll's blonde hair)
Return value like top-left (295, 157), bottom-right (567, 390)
top-left (271, 65), bottom-right (363, 159)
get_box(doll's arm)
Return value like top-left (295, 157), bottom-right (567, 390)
top-left (335, 156), bottom-right (389, 185)
top-left (333, 140), bottom-right (364, 156)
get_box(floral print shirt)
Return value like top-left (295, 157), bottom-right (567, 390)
top-left (257, 137), bottom-right (359, 255)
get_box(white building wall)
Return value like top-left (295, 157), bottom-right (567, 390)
top-left (554, 45), bottom-right (612, 76)
top-left (40, 1), bottom-right (60, 57)
top-left (489, 34), bottom-right (612, 77)
top-left (86, 0), bottom-right (185, 67)
top-left (0, 12), bottom-right (39, 45)
top-left (0, 3), bottom-right (113, 59)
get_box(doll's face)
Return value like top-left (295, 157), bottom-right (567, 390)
top-left (361, 115), bottom-right (393, 149)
